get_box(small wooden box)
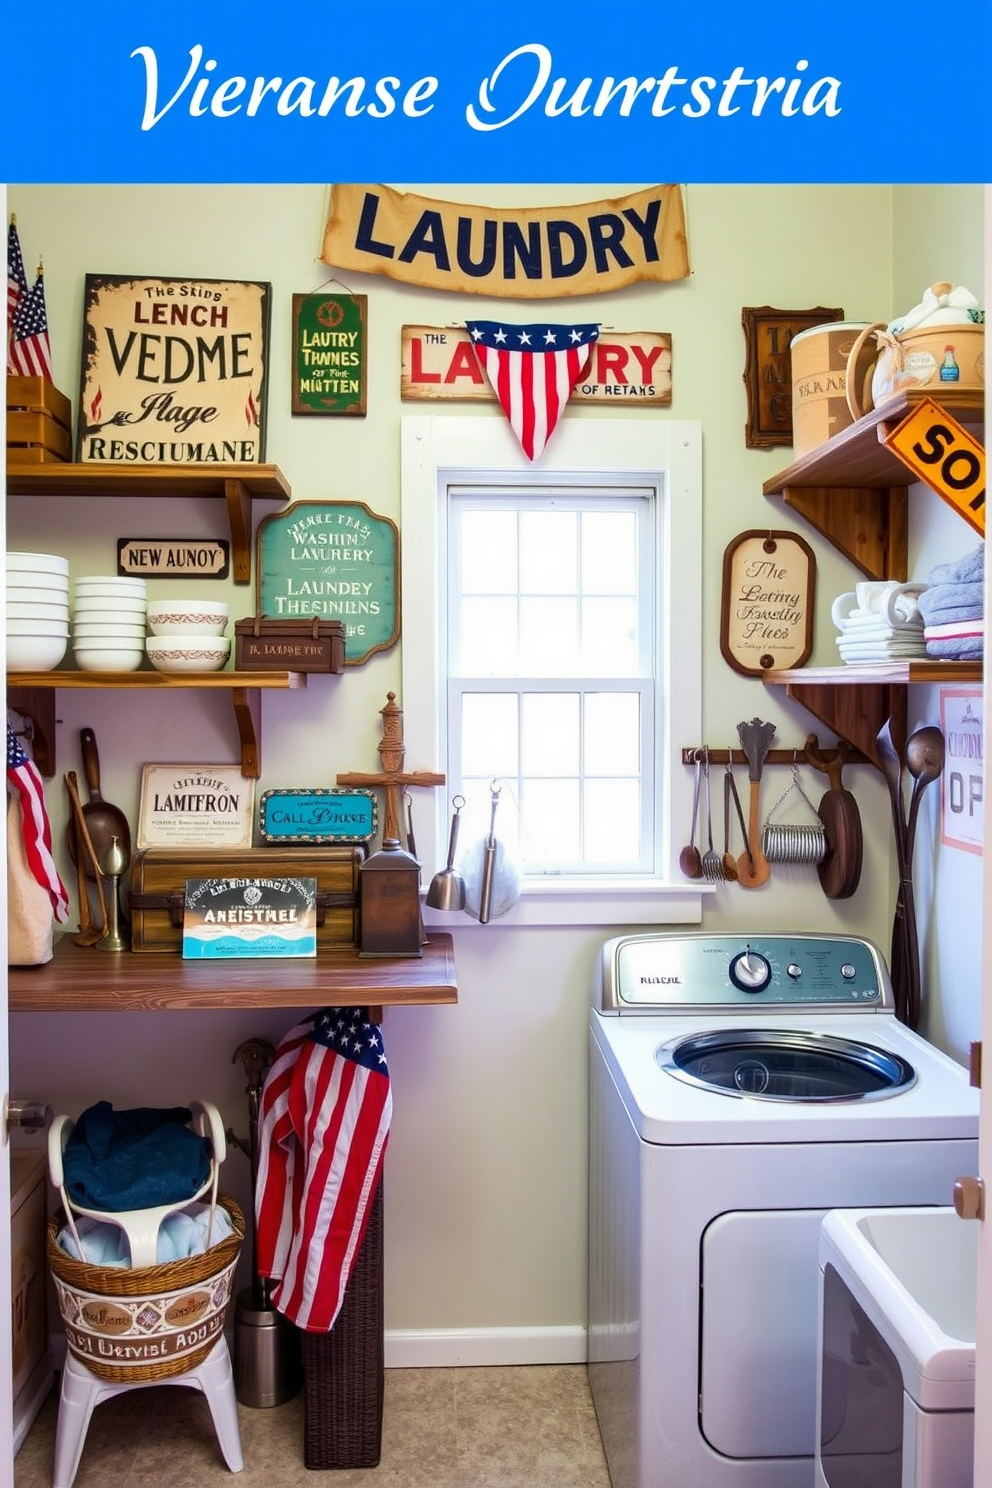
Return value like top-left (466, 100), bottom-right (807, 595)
top-left (129, 844), bottom-right (363, 953)
top-left (6, 376), bottom-right (73, 464)
top-left (235, 618), bottom-right (346, 673)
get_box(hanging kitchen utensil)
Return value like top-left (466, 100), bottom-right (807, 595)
top-left (700, 750), bottom-right (725, 882)
top-left (805, 736), bottom-right (863, 901)
top-left (761, 757), bottom-right (828, 865)
top-left (426, 795), bottom-right (467, 910)
top-left (736, 719), bottom-right (775, 887)
top-left (67, 726), bottom-right (132, 882)
top-left (721, 764), bottom-right (740, 883)
top-left (64, 770), bottom-right (108, 947)
top-left (679, 752), bottom-right (704, 880)
top-left (905, 726), bottom-right (946, 867)
top-left (876, 718), bottom-right (912, 1025)
top-left (461, 783), bottom-right (521, 923)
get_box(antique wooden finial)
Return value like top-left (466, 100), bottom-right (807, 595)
top-left (336, 692), bottom-right (445, 846)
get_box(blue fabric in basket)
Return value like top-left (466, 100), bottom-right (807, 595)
top-left (63, 1102), bottom-right (212, 1212)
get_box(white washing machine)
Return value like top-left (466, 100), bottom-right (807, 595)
top-left (587, 932), bottom-right (979, 1488)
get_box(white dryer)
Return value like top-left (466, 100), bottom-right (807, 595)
top-left (587, 932), bottom-right (979, 1488)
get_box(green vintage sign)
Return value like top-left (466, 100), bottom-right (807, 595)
top-left (291, 292), bottom-right (367, 416)
top-left (257, 500), bottom-right (399, 665)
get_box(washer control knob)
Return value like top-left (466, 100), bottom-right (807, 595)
top-left (787, 963), bottom-right (802, 980)
top-left (840, 963), bottom-right (857, 980)
top-left (730, 949), bottom-right (772, 993)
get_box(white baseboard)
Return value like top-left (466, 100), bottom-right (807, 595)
top-left (384, 1326), bottom-right (587, 1369)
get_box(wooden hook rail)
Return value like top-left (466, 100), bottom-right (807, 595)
top-left (681, 734), bottom-right (869, 769)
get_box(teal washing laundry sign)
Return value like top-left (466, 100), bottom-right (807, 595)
top-left (256, 500), bottom-right (399, 666)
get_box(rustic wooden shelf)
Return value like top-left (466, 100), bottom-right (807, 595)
top-left (8, 932), bottom-right (458, 1018)
top-left (5, 462), bottom-right (291, 584)
top-left (7, 671), bottom-right (307, 779)
top-left (763, 389), bottom-right (984, 582)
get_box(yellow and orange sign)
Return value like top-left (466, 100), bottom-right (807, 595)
top-left (884, 396), bottom-right (985, 536)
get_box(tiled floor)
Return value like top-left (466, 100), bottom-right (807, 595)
top-left (15, 1363), bottom-right (612, 1487)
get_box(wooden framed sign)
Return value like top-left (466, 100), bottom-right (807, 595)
top-left (137, 765), bottom-right (256, 850)
top-left (260, 788), bottom-right (377, 844)
top-left (76, 273), bottom-right (271, 465)
top-left (741, 305), bottom-right (842, 449)
top-left (118, 537), bottom-right (230, 579)
top-left (720, 530), bottom-right (816, 675)
top-left (292, 292), bottom-right (367, 416)
top-left (256, 500), bottom-right (399, 665)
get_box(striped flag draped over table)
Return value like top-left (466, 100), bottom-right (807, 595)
top-left (7, 725), bottom-right (69, 923)
top-left (7, 217), bottom-right (28, 371)
top-left (9, 268), bottom-right (53, 381)
top-left (467, 320), bottom-right (600, 461)
top-left (256, 1007), bottom-right (391, 1331)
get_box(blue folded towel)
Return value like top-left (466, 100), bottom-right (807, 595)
top-left (925, 636), bottom-right (984, 660)
top-left (63, 1102), bottom-right (212, 1212)
top-left (57, 1200), bottom-right (233, 1267)
top-left (918, 583), bottom-right (984, 624)
top-left (926, 544), bottom-right (985, 587)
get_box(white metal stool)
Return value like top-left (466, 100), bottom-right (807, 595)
top-left (48, 1100), bottom-right (244, 1486)
top-left (52, 1336), bottom-right (244, 1488)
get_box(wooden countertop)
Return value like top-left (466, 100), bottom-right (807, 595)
top-left (8, 932), bottom-right (458, 1014)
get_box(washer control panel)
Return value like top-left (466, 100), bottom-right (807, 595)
top-left (600, 933), bottom-right (890, 1013)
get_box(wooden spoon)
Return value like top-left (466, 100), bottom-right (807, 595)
top-left (679, 754), bottom-right (704, 879)
top-left (64, 771), bottom-right (109, 946)
top-left (736, 719), bottom-right (775, 887)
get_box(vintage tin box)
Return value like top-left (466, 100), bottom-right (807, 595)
top-left (234, 617), bottom-right (346, 673)
top-left (128, 845), bottom-right (363, 953)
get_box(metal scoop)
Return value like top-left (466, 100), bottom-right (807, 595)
top-left (426, 796), bottom-right (466, 910)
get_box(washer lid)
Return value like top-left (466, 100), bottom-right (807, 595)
top-left (656, 1028), bottom-right (916, 1102)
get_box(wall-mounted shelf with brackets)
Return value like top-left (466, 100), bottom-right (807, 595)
top-left (7, 670), bottom-right (307, 779)
top-left (762, 391), bottom-right (985, 767)
top-left (5, 462), bottom-right (291, 584)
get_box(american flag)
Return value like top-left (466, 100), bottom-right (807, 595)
top-left (255, 1007), bottom-right (391, 1331)
top-left (9, 270), bottom-right (53, 381)
top-left (467, 320), bottom-right (600, 461)
top-left (7, 725), bottom-right (69, 923)
top-left (7, 218), bottom-right (28, 370)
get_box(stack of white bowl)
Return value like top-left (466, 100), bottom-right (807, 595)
top-left (145, 599), bottom-right (231, 673)
top-left (72, 576), bottom-right (148, 672)
top-left (7, 551), bottom-right (71, 671)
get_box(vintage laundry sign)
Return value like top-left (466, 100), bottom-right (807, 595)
top-left (291, 291), bottom-right (367, 415)
top-left (401, 325), bottom-right (672, 404)
top-left (720, 530), bottom-right (816, 675)
top-left (322, 184), bottom-right (689, 298)
top-left (939, 688), bottom-right (984, 855)
top-left (75, 274), bottom-right (271, 464)
top-left (257, 500), bottom-right (399, 665)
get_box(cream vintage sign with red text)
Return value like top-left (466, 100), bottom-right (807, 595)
top-left (401, 326), bottom-right (671, 404)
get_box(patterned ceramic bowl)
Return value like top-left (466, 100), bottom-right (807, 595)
top-left (145, 635), bottom-right (231, 673)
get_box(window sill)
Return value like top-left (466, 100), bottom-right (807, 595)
top-left (421, 878), bottom-right (709, 930)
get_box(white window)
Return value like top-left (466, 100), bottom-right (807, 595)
top-left (401, 415), bottom-right (704, 927)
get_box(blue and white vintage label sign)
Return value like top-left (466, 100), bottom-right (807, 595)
top-left (259, 788), bottom-right (377, 844)
top-left (182, 876), bottom-right (318, 959)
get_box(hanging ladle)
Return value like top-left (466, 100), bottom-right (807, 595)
top-left (905, 726), bottom-right (946, 865)
top-left (426, 795), bottom-right (467, 911)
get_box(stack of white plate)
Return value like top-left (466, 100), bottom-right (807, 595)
top-left (72, 576), bottom-right (148, 672)
top-left (7, 551), bottom-right (71, 671)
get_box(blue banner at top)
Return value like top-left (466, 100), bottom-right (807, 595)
top-left (2, 2), bottom-right (991, 184)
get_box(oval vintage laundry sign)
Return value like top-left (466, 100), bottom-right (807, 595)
top-left (720, 530), bottom-right (816, 675)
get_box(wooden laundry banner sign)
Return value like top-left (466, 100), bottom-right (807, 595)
top-left (322, 184), bottom-right (689, 298)
top-left (401, 326), bottom-right (672, 404)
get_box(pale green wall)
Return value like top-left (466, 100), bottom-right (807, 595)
top-left (9, 183), bottom-right (974, 1344)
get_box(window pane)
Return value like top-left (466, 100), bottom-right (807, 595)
top-left (581, 598), bottom-right (640, 675)
top-left (519, 597), bottom-right (579, 675)
top-left (522, 694), bottom-right (579, 775)
top-left (461, 510), bottom-right (517, 593)
top-left (520, 510), bottom-right (577, 593)
top-left (581, 510), bottom-right (637, 594)
top-left (461, 694), bottom-right (519, 776)
top-left (523, 778), bottom-right (580, 861)
top-left (459, 596), bottom-right (518, 675)
top-left (584, 693), bottom-right (640, 774)
top-left (584, 779), bottom-right (641, 862)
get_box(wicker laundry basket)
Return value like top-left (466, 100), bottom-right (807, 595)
top-left (48, 1194), bottom-right (245, 1384)
top-left (302, 1181), bottom-right (384, 1469)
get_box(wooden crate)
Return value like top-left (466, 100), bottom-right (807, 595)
top-left (6, 376), bottom-right (73, 463)
top-left (129, 844), bottom-right (364, 953)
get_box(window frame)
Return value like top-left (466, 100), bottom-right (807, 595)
top-left (401, 413), bottom-right (704, 928)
